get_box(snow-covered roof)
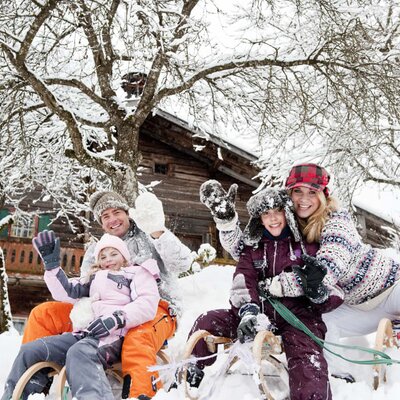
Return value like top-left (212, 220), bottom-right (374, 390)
top-left (352, 182), bottom-right (400, 226)
top-left (154, 108), bottom-right (259, 163)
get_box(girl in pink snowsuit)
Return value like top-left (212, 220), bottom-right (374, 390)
top-left (1, 231), bottom-right (160, 400)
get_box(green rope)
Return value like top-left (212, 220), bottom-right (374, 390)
top-left (267, 297), bottom-right (400, 366)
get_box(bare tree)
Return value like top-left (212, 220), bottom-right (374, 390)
top-left (1, 0), bottom-right (400, 210)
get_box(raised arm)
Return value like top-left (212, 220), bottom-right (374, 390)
top-left (129, 191), bottom-right (193, 274)
top-left (33, 230), bottom-right (91, 303)
top-left (200, 180), bottom-right (244, 261)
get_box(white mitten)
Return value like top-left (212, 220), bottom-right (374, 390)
top-left (129, 192), bottom-right (166, 234)
top-left (70, 293), bottom-right (99, 331)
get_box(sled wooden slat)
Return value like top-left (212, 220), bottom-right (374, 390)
top-left (181, 330), bottom-right (287, 400)
top-left (373, 318), bottom-right (397, 390)
top-left (11, 361), bottom-right (63, 400)
top-left (12, 349), bottom-right (170, 400)
top-left (252, 330), bottom-right (284, 400)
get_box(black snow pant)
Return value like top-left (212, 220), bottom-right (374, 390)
top-left (1, 333), bottom-right (122, 400)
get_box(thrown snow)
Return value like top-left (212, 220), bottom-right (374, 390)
top-left (2, 265), bottom-right (400, 399)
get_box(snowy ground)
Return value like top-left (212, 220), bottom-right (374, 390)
top-left (2, 265), bottom-right (400, 399)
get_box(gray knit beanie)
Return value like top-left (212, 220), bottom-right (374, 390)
top-left (89, 191), bottom-right (130, 223)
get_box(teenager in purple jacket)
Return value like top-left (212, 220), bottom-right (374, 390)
top-left (1, 231), bottom-right (160, 400)
top-left (186, 188), bottom-right (343, 400)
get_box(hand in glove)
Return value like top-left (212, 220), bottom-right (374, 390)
top-left (86, 310), bottom-right (126, 339)
top-left (32, 230), bottom-right (60, 271)
top-left (237, 303), bottom-right (259, 343)
top-left (129, 192), bottom-right (165, 236)
top-left (293, 254), bottom-right (328, 302)
top-left (199, 180), bottom-right (237, 221)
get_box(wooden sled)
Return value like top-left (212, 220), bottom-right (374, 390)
top-left (181, 330), bottom-right (287, 400)
top-left (12, 361), bottom-right (63, 400)
top-left (12, 349), bottom-right (170, 400)
top-left (373, 318), bottom-right (399, 390)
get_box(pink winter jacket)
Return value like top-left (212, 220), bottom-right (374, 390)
top-left (44, 259), bottom-right (160, 337)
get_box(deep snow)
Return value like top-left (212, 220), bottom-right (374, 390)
top-left (2, 265), bottom-right (400, 399)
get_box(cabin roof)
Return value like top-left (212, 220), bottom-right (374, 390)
top-left (154, 108), bottom-right (259, 163)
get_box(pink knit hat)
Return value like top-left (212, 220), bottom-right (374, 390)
top-left (93, 234), bottom-right (131, 263)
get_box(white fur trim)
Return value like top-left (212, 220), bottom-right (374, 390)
top-left (269, 276), bottom-right (283, 297)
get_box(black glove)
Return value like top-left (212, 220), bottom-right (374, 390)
top-left (86, 310), bottom-right (126, 339)
top-left (237, 303), bottom-right (259, 343)
top-left (32, 230), bottom-right (60, 271)
top-left (293, 254), bottom-right (328, 302)
top-left (199, 180), bottom-right (237, 221)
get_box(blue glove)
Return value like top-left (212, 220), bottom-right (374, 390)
top-left (86, 310), bottom-right (126, 339)
top-left (237, 303), bottom-right (260, 343)
top-left (32, 230), bottom-right (60, 271)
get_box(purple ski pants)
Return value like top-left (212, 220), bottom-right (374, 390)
top-left (188, 308), bottom-right (332, 400)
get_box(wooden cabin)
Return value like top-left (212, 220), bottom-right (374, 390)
top-left (1, 109), bottom-right (262, 326)
top-left (354, 205), bottom-right (399, 249)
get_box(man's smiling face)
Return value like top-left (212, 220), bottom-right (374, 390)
top-left (100, 208), bottom-right (130, 238)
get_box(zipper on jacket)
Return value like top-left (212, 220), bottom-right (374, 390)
top-left (273, 241), bottom-right (278, 321)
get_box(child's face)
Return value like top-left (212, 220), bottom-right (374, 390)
top-left (98, 247), bottom-right (126, 271)
top-left (260, 208), bottom-right (287, 237)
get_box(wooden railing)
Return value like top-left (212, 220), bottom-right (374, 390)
top-left (0, 240), bottom-right (84, 276)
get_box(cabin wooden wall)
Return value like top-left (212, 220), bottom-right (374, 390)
top-left (138, 131), bottom-right (257, 255)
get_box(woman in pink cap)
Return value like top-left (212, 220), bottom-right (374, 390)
top-left (200, 165), bottom-right (400, 382)
top-left (1, 231), bottom-right (160, 400)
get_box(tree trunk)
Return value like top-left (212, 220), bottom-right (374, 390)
top-left (0, 248), bottom-right (13, 333)
top-left (113, 123), bottom-right (141, 204)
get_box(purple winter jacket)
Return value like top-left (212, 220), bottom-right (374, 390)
top-left (229, 234), bottom-right (343, 329)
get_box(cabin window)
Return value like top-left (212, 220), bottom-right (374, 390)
top-left (154, 163), bottom-right (169, 175)
top-left (10, 215), bottom-right (34, 238)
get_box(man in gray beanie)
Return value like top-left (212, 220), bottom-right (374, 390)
top-left (22, 190), bottom-right (193, 400)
